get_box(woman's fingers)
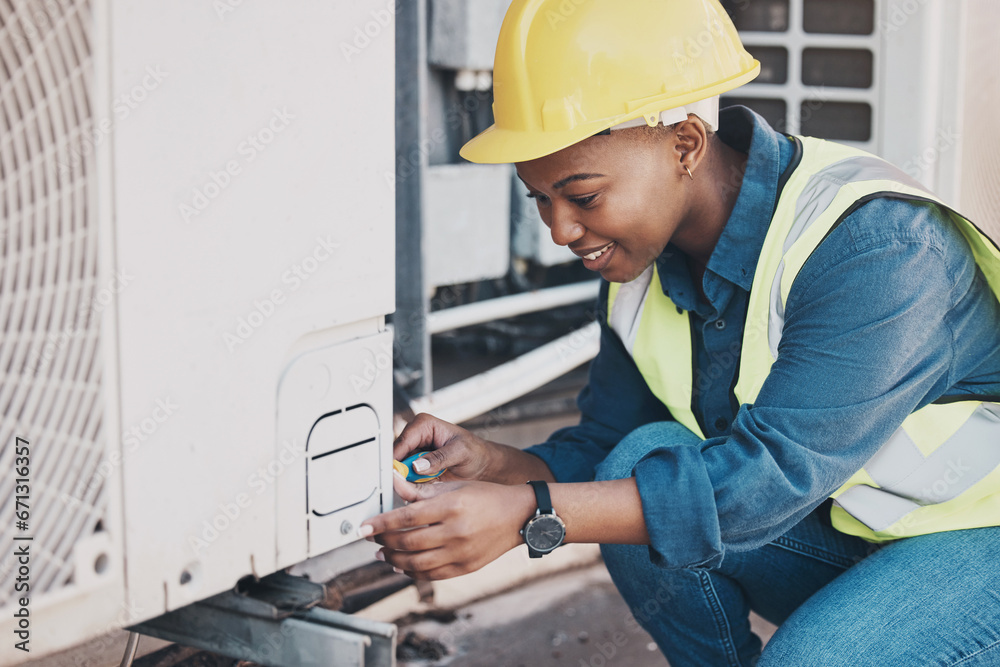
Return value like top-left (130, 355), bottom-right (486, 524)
top-left (405, 563), bottom-right (467, 581)
top-left (391, 469), bottom-right (423, 503)
top-left (384, 550), bottom-right (492, 581)
top-left (362, 480), bottom-right (533, 581)
top-left (391, 416), bottom-right (429, 460)
top-left (392, 413), bottom-right (453, 460)
top-left (379, 546), bottom-right (451, 575)
top-left (378, 527), bottom-right (485, 579)
top-left (391, 413), bottom-right (492, 481)
top-left (369, 508), bottom-right (465, 579)
top-left (373, 522), bottom-right (450, 552)
top-left (363, 478), bottom-right (453, 535)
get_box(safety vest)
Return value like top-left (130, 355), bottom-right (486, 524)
top-left (608, 136), bottom-right (1000, 542)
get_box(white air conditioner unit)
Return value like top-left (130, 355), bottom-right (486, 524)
top-left (0, 0), bottom-right (395, 661)
top-left (721, 0), bottom-right (999, 239)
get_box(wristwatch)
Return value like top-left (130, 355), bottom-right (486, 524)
top-left (521, 480), bottom-right (566, 558)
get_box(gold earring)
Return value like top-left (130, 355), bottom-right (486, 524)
top-left (685, 166), bottom-right (694, 180)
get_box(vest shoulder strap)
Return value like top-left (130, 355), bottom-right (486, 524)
top-left (735, 135), bottom-right (1000, 403)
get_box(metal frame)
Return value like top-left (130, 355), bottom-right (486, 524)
top-left (394, 0), bottom-right (432, 397)
top-left (130, 572), bottom-right (396, 667)
top-left (426, 282), bottom-right (600, 335)
top-left (409, 321), bottom-right (600, 425)
top-left (392, 1), bottom-right (600, 417)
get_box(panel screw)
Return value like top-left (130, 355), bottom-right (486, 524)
top-left (340, 521), bottom-right (353, 535)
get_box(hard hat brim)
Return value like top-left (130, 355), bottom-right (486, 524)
top-left (459, 121), bottom-right (614, 165)
top-left (460, 63), bottom-right (760, 165)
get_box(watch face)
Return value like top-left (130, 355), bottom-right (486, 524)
top-left (525, 514), bottom-right (565, 552)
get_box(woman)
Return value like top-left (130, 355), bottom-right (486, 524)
top-left (363, 1), bottom-right (1000, 664)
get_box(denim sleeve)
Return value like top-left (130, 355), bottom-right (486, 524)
top-left (524, 282), bottom-right (674, 482)
top-left (634, 199), bottom-right (1000, 569)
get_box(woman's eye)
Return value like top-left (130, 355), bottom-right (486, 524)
top-left (526, 192), bottom-right (550, 205)
top-left (571, 194), bottom-right (597, 208)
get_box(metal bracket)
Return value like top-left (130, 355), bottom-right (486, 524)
top-left (130, 572), bottom-right (396, 667)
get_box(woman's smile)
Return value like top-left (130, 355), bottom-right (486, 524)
top-left (576, 241), bottom-right (617, 271)
top-left (515, 130), bottom-right (696, 283)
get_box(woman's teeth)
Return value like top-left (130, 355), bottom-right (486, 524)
top-left (584, 243), bottom-right (614, 261)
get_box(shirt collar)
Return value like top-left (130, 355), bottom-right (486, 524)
top-left (654, 106), bottom-right (794, 312)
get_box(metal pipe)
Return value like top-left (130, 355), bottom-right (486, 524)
top-left (118, 632), bottom-right (140, 667)
top-left (427, 281), bottom-right (600, 334)
top-left (409, 321), bottom-right (600, 424)
top-left (394, 0), bottom-right (431, 396)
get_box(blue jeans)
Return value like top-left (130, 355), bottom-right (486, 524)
top-left (596, 422), bottom-right (1000, 666)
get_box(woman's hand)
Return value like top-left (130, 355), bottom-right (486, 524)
top-left (394, 413), bottom-right (556, 485)
top-left (394, 413), bottom-right (501, 482)
top-left (360, 473), bottom-right (536, 580)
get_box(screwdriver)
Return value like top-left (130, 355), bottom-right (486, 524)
top-left (393, 452), bottom-right (445, 483)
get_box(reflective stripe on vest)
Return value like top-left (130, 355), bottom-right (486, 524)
top-left (608, 135), bottom-right (1000, 542)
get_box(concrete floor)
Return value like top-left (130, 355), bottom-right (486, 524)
top-left (396, 564), bottom-right (666, 666)
top-left (394, 560), bottom-right (777, 667)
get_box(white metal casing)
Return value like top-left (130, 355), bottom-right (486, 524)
top-left (0, 0), bottom-right (394, 661)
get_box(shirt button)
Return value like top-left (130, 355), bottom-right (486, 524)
top-left (714, 318), bottom-right (727, 330)
top-left (715, 417), bottom-right (729, 431)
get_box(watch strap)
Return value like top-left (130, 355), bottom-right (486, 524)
top-left (527, 480), bottom-right (553, 514)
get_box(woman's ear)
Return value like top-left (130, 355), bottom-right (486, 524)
top-left (672, 116), bottom-right (709, 178)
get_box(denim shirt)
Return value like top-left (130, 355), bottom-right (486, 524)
top-left (525, 106), bottom-right (1000, 569)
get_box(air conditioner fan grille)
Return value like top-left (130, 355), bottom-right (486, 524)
top-left (0, 0), bottom-right (107, 609)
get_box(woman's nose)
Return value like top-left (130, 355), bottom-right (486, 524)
top-left (547, 202), bottom-right (585, 247)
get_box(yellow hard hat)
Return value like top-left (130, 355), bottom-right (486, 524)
top-left (460, 0), bottom-right (760, 164)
